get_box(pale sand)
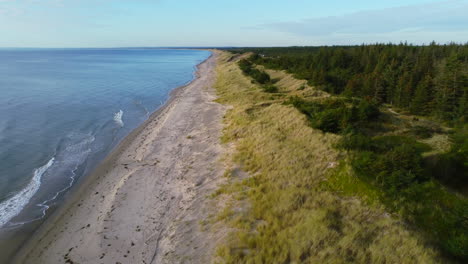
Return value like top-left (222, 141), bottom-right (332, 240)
top-left (13, 51), bottom-right (226, 264)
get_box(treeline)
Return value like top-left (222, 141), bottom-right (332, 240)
top-left (230, 43), bottom-right (468, 122)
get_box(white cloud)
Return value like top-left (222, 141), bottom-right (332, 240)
top-left (260, 0), bottom-right (468, 44)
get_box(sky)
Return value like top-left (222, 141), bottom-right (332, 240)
top-left (0, 0), bottom-right (467, 47)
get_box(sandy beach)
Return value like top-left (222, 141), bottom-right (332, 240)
top-left (13, 51), bottom-right (226, 264)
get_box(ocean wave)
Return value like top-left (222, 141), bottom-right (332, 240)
top-left (7, 134), bottom-right (96, 228)
top-left (37, 135), bottom-right (95, 212)
top-left (114, 110), bottom-right (124, 127)
top-left (0, 158), bottom-right (54, 228)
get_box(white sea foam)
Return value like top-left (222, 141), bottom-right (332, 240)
top-left (8, 134), bottom-right (96, 227)
top-left (0, 158), bottom-right (54, 228)
top-left (114, 110), bottom-right (124, 127)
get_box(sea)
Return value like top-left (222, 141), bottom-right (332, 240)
top-left (0, 48), bottom-right (211, 256)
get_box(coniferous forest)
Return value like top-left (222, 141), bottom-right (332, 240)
top-left (232, 43), bottom-right (467, 122)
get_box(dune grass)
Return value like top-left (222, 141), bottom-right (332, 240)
top-left (212, 51), bottom-right (443, 263)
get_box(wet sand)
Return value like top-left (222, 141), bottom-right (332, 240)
top-left (13, 50), bottom-right (226, 264)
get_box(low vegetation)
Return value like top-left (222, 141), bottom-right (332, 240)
top-left (343, 134), bottom-right (467, 259)
top-left (286, 97), bottom-right (380, 134)
top-left (212, 51), bottom-right (449, 263)
top-left (238, 58), bottom-right (279, 93)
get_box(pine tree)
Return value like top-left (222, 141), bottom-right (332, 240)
top-left (411, 75), bottom-right (433, 115)
top-left (434, 54), bottom-right (464, 120)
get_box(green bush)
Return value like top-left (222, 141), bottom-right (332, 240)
top-left (286, 96), bottom-right (323, 118)
top-left (426, 125), bottom-right (468, 190)
top-left (400, 181), bottom-right (468, 260)
top-left (291, 96), bottom-right (466, 259)
top-left (312, 108), bottom-right (344, 133)
top-left (346, 133), bottom-right (467, 260)
top-left (378, 145), bottom-right (426, 190)
top-left (446, 125), bottom-right (468, 175)
top-left (262, 84), bottom-right (278, 93)
top-left (357, 99), bottom-right (380, 121)
top-left (238, 59), bottom-right (272, 85)
top-left (238, 59), bottom-right (253, 74)
top-left (337, 132), bottom-right (371, 150)
top-left (251, 69), bottom-right (271, 84)
top-left (287, 97), bottom-right (381, 134)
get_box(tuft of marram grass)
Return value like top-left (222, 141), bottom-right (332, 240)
top-left (212, 51), bottom-right (442, 263)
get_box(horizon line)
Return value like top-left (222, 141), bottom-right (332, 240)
top-left (0, 41), bottom-right (467, 49)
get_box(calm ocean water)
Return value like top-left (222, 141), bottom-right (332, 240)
top-left (0, 48), bottom-right (211, 229)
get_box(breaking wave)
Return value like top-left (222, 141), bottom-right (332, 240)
top-left (114, 110), bottom-right (124, 127)
top-left (6, 134), bottom-right (96, 228)
top-left (0, 158), bottom-right (54, 228)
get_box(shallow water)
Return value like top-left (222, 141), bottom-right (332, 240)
top-left (0, 48), bottom-right (210, 229)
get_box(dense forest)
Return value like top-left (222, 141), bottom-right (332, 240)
top-left (227, 44), bottom-right (468, 261)
top-left (230, 43), bottom-right (468, 122)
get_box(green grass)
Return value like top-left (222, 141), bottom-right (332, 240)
top-left (212, 51), bottom-right (443, 263)
top-left (321, 162), bottom-right (381, 203)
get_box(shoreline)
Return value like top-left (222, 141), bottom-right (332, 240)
top-left (0, 50), bottom-right (210, 228)
top-left (12, 50), bottom-right (225, 263)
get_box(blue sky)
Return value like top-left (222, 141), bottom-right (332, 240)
top-left (0, 0), bottom-right (467, 47)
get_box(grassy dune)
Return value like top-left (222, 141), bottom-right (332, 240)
top-left (212, 51), bottom-right (443, 263)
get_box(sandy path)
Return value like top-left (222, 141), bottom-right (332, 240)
top-left (14, 51), bottom-right (225, 264)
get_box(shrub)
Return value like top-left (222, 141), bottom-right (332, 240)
top-left (238, 59), bottom-right (253, 73)
top-left (337, 132), bottom-right (371, 151)
top-left (349, 136), bottom-right (431, 197)
top-left (313, 108), bottom-right (344, 133)
top-left (426, 125), bottom-right (468, 189)
top-left (238, 59), bottom-right (272, 85)
top-left (347, 133), bottom-right (467, 259)
top-left (377, 145), bottom-right (426, 190)
top-left (251, 69), bottom-right (271, 84)
top-left (287, 97), bottom-right (381, 134)
top-left (262, 84), bottom-right (278, 93)
top-left (286, 96), bottom-right (322, 117)
top-left (357, 99), bottom-right (380, 121)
